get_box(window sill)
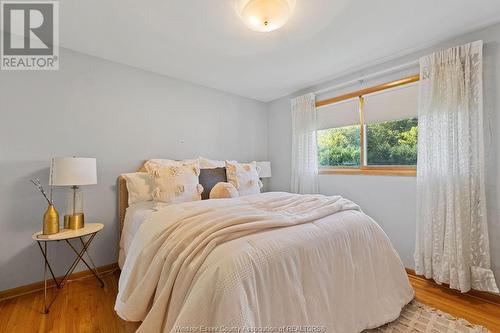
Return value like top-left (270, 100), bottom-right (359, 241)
top-left (319, 167), bottom-right (416, 177)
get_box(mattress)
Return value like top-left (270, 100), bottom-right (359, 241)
top-left (118, 201), bottom-right (163, 269)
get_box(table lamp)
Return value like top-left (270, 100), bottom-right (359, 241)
top-left (256, 161), bottom-right (272, 178)
top-left (50, 157), bottom-right (97, 230)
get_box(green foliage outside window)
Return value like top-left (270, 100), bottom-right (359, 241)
top-left (317, 125), bottom-right (360, 167)
top-left (317, 118), bottom-right (418, 167)
top-left (366, 118), bottom-right (418, 165)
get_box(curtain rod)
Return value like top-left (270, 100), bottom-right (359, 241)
top-left (315, 74), bottom-right (419, 108)
top-left (313, 60), bottom-right (419, 96)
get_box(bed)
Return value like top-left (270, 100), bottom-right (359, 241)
top-left (115, 162), bottom-right (414, 333)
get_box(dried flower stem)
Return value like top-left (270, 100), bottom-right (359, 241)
top-left (30, 178), bottom-right (52, 205)
top-left (49, 158), bottom-right (54, 203)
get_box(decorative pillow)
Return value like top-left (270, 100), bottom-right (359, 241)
top-left (199, 157), bottom-right (225, 169)
top-left (209, 182), bottom-right (239, 199)
top-left (225, 161), bottom-right (263, 196)
top-left (144, 158), bottom-right (199, 172)
top-left (199, 167), bottom-right (227, 200)
top-left (148, 162), bottom-right (204, 204)
top-left (121, 172), bottom-right (154, 205)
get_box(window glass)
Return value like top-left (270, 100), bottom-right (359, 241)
top-left (316, 78), bottom-right (419, 171)
top-left (366, 118), bottom-right (418, 166)
top-left (317, 125), bottom-right (360, 168)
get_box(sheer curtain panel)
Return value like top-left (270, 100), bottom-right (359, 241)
top-left (291, 93), bottom-right (319, 194)
top-left (414, 40), bottom-right (498, 293)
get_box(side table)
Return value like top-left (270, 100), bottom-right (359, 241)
top-left (32, 223), bottom-right (105, 313)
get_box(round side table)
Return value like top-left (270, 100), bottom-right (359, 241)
top-left (32, 223), bottom-right (104, 313)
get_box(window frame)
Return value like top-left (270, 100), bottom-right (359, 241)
top-left (316, 75), bottom-right (419, 177)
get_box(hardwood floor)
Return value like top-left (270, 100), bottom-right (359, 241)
top-left (0, 270), bottom-right (140, 333)
top-left (408, 274), bottom-right (500, 332)
top-left (0, 271), bottom-right (499, 332)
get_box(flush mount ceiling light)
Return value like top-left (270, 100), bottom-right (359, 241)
top-left (238, 0), bottom-right (296, 32)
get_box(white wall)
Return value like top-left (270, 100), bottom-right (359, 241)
top-left (267, 23), bottom-right (500, 286)
top-left (0, 48), bottom-right (268, 291)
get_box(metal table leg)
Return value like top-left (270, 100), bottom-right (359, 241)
top-left (36, 241), bottom-right (60, 288)
top-left (36, 241), bottom-right (60, 314)
top-left (58, 233), bottom-right (98, 287)
top-left (79, 236), bottom-right (104, 288)
top-left (43, 242), bottom-right (48, 314)
top-left (64, 233), bottom-right (105, 288)
top-left (35, 232), bottom-right (104, 314)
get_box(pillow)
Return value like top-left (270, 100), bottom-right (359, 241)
top-left (148, 162), bottom-right (204, 204)
top-left (225, 161), bottom-right (263, 196)
top-left (121, 172), bottom-right (154, 205)
top-left (199, 167), bottom-right (227, 200)
top-left (144, 158), bottom-right (199, 172)
top-left (209, 182), bottom-right (239, 199)
top-left (199, 157), bottom-right (239, 169)
top-left (199, 157), bottom-right (225, 169)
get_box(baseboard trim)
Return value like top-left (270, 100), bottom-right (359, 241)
top-left (0, 263), bottom-right (119, 302)
top-left (406, 268), bottom-right (500, 305)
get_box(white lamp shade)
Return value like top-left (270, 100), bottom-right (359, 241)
top-left (50, 157), bottom-right (97, 186)
top-left (256, 161), bottom-right (272, 178)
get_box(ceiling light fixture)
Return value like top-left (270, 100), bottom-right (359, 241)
top-left (238, 0), bottom-right (295, 33)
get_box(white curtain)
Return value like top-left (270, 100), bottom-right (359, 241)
top-left (291, 93), bottom-right (319, 194)
top-left (415, 40), bottom-right (498, 293)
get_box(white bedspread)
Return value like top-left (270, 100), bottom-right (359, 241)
top-left (115, 192), bottom-right (414, 333)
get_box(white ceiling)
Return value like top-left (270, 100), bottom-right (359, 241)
top-left (60, 0), bottom-right (500, 102)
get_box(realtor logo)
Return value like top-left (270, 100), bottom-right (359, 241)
top-left (1, 1), bottom-right (59, 70)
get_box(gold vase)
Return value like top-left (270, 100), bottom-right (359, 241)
top-left (43, 204), bottom-right (60, 235)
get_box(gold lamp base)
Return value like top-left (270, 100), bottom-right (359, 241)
top-left (64, 213), bottom-right (85, 230)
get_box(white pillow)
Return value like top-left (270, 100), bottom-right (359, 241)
top-left (121, 172), bottom-right (154, 205)
top-left (209, 182), bottom-right (239, 199)
top-left (225, 161), bottom-right (263, 196)
top-left (148, 162), bottom-right (204, 204)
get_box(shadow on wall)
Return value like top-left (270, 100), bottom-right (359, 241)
top-left (0, 163), bottom-right (52, 288)
top-left (2, 164), bottom-right (51, 233)
top-left (483, 41), bottom-right (500, 284)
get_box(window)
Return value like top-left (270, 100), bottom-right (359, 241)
top-left (317, 97), bottom-right (360, 168)
top-left (318, 125), bottom-right (360, 167)
top-left (316, 75), bottom-right (418, 176)
top-left (366, 118), bottom-right (418, 166)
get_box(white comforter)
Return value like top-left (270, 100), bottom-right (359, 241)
top-left (115, 192), bottom-right (414, 333)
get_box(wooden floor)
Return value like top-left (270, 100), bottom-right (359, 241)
top-left (409, 274), bottom-right (500, 332)
top-left (0, 271), bottom-right (499, 332)
top-left (0, 271), bottom-right (140, 333)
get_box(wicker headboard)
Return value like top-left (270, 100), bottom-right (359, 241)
top-left (117, 162), bottom-right (146, 237)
